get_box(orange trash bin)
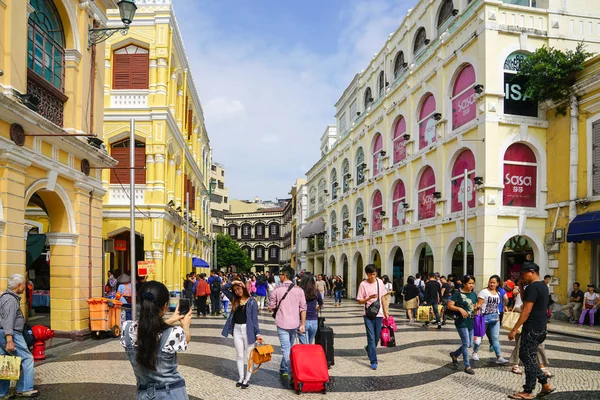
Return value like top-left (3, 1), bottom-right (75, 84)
top-left (87, 298), bottom-right (123, 338)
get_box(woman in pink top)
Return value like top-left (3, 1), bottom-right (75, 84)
top-left (356, 264), bottom-right (389, 370)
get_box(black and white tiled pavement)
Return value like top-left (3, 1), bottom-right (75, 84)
top-left (32, 299), bottom-right (600, 399)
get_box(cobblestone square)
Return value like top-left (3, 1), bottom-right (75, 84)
top-left (33, 299), bottom-right (600, 399)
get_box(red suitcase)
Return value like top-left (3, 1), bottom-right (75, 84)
top-left (290, 344), bottom-right (330, 394)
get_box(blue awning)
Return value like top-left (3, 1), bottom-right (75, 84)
top-left (192, 258), bottom-right (209, 267)
top-left (567, 211), bottom-right (600, 242)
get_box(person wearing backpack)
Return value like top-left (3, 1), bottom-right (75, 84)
top-left (415, 273), bottom-right (426, 303)
top-left (208, 270), bottom-right (222, 316)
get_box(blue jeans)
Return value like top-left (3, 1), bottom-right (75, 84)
top-left (334, 290), bottom-right (343, 304)
top-left (137, 385), bottom-right (188, 400)
top-left (473, 313), bottom-right (501, 356)
top-left (0, 330), bottom-right (35, 395)
top-left (299, 320), bottom-right (318, 344)
top-left (363, 316), bottom-right (383, 365)
top-left (451, 326), bottom-right (474, 368)
top-left (277, 327), bottom-right (298, 374)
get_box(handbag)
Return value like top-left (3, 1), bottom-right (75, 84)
top-left (473, 313), bottom-right (486, 337)
top-left (365, 279), bottom-right (381, 320)
top-left (247, 343), bottom-right (274, 374)
top-left (501, 311), bottom-right (522, 334)
top-left (383, 315), bottom-right (397, 332)
top-left (417, 306), bottom-right (431, 322)
top-left (272, 283), bottom-right (294, 319)
top-left (0, 355), bottom-right (21, 380)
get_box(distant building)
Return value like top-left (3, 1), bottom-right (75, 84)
top-left (210, 162), bottom-right (228, 235)
top-left (224, 199), bottom-right (290, 273)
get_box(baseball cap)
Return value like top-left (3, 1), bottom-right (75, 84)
top-left (520, 262), bottom-right (540, 273)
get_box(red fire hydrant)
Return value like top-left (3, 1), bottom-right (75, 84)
top-left (31, 325), bottom-right (54, 361)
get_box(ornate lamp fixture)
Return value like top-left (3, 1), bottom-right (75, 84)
top-left (88, 0), bottom-right (137, 46)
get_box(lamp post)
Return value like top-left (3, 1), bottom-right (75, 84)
top-left (202, 179), bottom-right (217, 269)
top-left (129, 119), bottom-right (137, 320)
top-left (88, 0), bottom-right (137, 46)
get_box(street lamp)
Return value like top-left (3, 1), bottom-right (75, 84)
top-left (88, 0), bottom-right (137, 46)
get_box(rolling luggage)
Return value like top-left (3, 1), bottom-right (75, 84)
top-left (290, 344), bottom-right (330, 394)
top-left (315, 324), bottom-right (335, 367)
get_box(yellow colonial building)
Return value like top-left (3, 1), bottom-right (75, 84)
top-left (0, 0), bottom-right (120, 335)
top-left (546, 55), bottom-right (600, 303)
top-left (304, 0), bottom-right (600, 298)
top-left (102, 0), bottom-right (212, 292)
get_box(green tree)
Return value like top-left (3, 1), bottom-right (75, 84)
top-left (214, 233), bottom-right (252, 273)
top-left (516, 43), bottom-right (593, 115)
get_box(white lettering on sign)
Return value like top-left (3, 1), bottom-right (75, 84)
top-left (505, 83), bottom-right (531, 102)
top-left (505, 173), bottom-right (533, 187)
top-left (457, 93), bottom-right (476, 112)
top-left (423, 193), bottom-right (435, 205)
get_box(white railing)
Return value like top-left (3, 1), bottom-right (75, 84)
top-left (108, 184), bottom-right (146, 205)
top-left (110, 90), bottom-right (149, 109)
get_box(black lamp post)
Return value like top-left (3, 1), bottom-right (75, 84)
top-left (88, 0), bottom-right (138, 46)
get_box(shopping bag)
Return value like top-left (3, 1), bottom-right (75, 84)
top-left (417, 306), bottom-right (431, 322)
top-left (473, 314), bottom-right (486, 337)
top-left (380, 326), bottom-right (390, 347)
top-left (383, 315), bottom-right (397, 332)
top-left (501, 311), bottom-right (522, 334)
top-left (0, 356), bottom-right (21, 380)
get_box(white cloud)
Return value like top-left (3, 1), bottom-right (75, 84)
top-left (173, 0), bottom-right (411, 200)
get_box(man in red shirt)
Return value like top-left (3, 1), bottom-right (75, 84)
top-left (196, 273), bottom-right (210, 317)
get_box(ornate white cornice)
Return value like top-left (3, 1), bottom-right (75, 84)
top-left (46, 232), bottom-right (79, 247)
top-left (78, 0), bottom-right (109, 27)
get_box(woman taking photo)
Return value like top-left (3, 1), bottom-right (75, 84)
top-left (222, 280), bottom-right (262, 389)
top-left (402, 276), bottom-right (420, 323)
top-left (448, 275), bottom-right (477, 375)
top-left (472, 275), bottom-right (509, 364)
top-left (121, 281), bottom-right (193, 399)
top-left (299, 274), bottom-right (323, 344)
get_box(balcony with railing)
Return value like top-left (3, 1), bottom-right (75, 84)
top-left (107, 184), bottom-right (146, 205)
top-left (109, 90), bottom-right (149, 109)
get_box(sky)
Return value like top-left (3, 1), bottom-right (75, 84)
top-left (172, 0), bottom-right (413, 200)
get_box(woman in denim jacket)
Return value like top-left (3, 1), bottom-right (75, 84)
top-left (222, 281), bottom-right (263, 389)
top-left (121, 281), bottom-right (193, 400)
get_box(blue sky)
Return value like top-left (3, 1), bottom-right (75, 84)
top-left (173, 0), bottom-right (413, 200)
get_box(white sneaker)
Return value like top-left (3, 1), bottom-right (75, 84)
top-left (472, 352), bottom-right (480, 361)
top-left (496, 357), bottom-right (509, 364)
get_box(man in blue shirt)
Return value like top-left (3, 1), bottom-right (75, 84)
top-left (208, 270), bottom-right (222, 315)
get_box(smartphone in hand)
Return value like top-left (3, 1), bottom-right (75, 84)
top-left (178, 298), bottom-right (191, 315)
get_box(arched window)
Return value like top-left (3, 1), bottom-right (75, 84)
top-left (418, 167), bottom-right (436, 220)
top-left (255, 246), bottom-right (264, 260)
top-left (342, 205), bottom-right (350, 239)
top-left (113, 45), bottom-right (150, 89)
top-left (393, 51), bottom-right (406, 79)
top-left (437, 0), bottom-right (455, 30)
top-left (242, 223), bottom-right (251, 238)
top-left (28, 0), bottom-right (65, 90)
top-left (392, 180), bottom-right (407, 227)
top-left (364, 87), bottom-right (373, 109)
top-left (392, 116), bottom-right (407, 164)
top-left (378, 71), bottom-right (385, 98)
top-left (342, 159), bottom-right (350, 193)
top-left (418, 94), bottom-right (437, 150)
top-left (331, 169), bottom-right (339, 200)
top-left (414, 27), bottom-right (428, 54)
top-left (228, 225), bottom-right (238, 238)
top-left (451, 150), bottom-right (476, 212)
top-left (356, 148), bottom-right (365, 186)
top-left (372, 134), bottom-right (384, 175)
top-left (269, 223), bottom-right (280, 237)
top-left (451, 64), bottom-right (477, 130)
top-left (255, 223), bottom-right (265, 238)
top-left (504, 51), bottom-right (536, 117)
top-left (372, 191), bottom-right (383, 232)
top-left (503, 143), bottom-right (537, 207)
top-left (110, 139), bottom-right (146, 184)
top-left (318, 179), bottom-right (327, 211)
top-left (269, 246), bottom-right (279, 260)
top-left (355, 199), bottom-right (365, 236)
top-left (330, 211), bottom-right (338, 240)
top-left (309, 187), bottom-right (317, 216)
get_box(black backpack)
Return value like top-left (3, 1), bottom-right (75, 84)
top-left (210, 278), bottom-right (221, 293)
